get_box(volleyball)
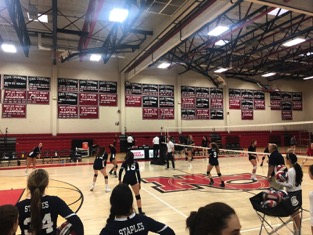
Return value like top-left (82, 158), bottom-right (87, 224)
top-left (275, 164), bottom-right (287, 173)
top-left (275, 171), bottom-right (288, 182)
top-left (261, 199), bottom-right (277, 208)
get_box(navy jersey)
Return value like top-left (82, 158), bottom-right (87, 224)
top-left (109, 146), bottom-right (116, 161)
top-left (248, 145), bottom-right (257, 158)
top-left (29, 146), bottom-right (42, 157)
top-left (93, 152), bottom-right (108, 170)
top-left (16, 195), bottom-right (79, 235)
top-left (99, 212), bottom-right (175, 235)
top-left (208, 148), bottom-right (219, 166)
top-left (119, 161), bottom-right (141, 185)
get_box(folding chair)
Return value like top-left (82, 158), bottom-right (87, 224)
top-left (250, 191), bottom-right (303, 235)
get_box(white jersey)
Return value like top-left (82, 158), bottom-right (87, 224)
top-left (167, 141), bottom-right (174, 153)
top-left (153, 136), bottom-right (159, 145)
top-left (127, 136), bottom-right (134, 143)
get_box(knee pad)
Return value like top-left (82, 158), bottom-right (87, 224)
top-left (253, 166), bottom-right (257, 170)
top-left (218, 173), bottom-right (222, 177)
top-left (94, 174), bottom-right (98, 177)
top-left (206, 171), bottom-right (210, 175)
top-left (135, 195), bottom-right (141, 200)
top-left (262, 156), bottom-right (265, 160)
top-left (104, 176), bottom-right (108, 179)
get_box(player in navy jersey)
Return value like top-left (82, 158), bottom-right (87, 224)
top-left (206, 142), bottom-right (225, 187)
top-left (90, 146), bottom-right (110, 192)
top-left (25, 142), bottom-right (42, 175)
top-left (108, 143), bottom-right (118, 177)
top-left (119, 151), bottom-right (144, 214)
top-left (16, 169), bottom-right (84, 235)
top-left (100, 184), bottom-right (175, 235)
top-left (248, 140), bottom-right (259, 182)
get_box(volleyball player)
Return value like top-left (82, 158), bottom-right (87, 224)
top-left (25, 142), bottom-right (42, 175)
top-left (16, 169), bottom-right (84, 235)
top-left (0, 204), bottom-right (19, 235)
top-left (166, 137), bottom-right (175, 169)
top-left (260, 144), bottom-right (269, 167)
top-left (100, 184), bottom-right (175, 235)
top-left (206, 142), bottom-right (225, 187)
top-left (90, 146), bottom-right (110, 192)
top-left (186, 135), bottom-right (194, 165)
top-left (108, 143), bottom-right (118, 177)
top-left (201, 136), bottom-right (209, 156)
top-left (248, 140), bottom-right (258, 182)
top-left (118, 151), bottom-right (144, 214)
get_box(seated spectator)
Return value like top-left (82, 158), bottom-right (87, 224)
top-left (100, 184), bottom-right (175, 235)
top-left (0, 204), bottom-right (19, 235)
top-left (186, 202), bottom-right (241, 235)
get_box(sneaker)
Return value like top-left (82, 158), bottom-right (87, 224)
top-left (220, 183), bottom-right (225, 187)
top-left (90, 185), bottom-right (94, 191)
top-left (209, 181), bottom-right (214, 186)
top-left (252, 178), bottom-right (257, 182)
top-left (139, 211), bottom-right (145, 215)
top-left (260, 163), bottom-right (263, 167)
top-left (105, 188), bottom-right (111, 192)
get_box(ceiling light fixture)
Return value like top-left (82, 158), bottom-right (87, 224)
top-left (268, 8), bottom-right (288, 16)
top-left (262, 72), bottom-right (276, 77)
top-left (299, 52), bottom-right (313, 57)
top-left (1, 43), bottom-right (17, 53)
top-left (303, 76), bottom-right (313, 80)
top-left (214, 68), bottom-right (228, 73)
top-left (90, 54), bottom-right (102, 61)
top-left (215, 40), bottom-right (229, 46)
top-left (158, 62), bottom-right (171, 69)
top-left (283, 38), bottom-right (306, 47)
top-left (27, 13), bottom-right (49, 23)
top-left (109, 8), bottom-right (129, 23)
top-left (208, 26), bottom-right (229, 36)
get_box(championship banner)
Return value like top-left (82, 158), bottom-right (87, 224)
top-left (210, 109), bottom-right (224, 120)
top-left (195, 87), bottom-right (210, 98)
top-left (79, 93), bottom-right (98, 106)
top-left (281, 101), bottom-right (292, 110)
top-left (210, 98), bottom-right (223, 109)
top-left (254, 99), bottom-right (265, 110)
top-left (292, 101), bottom-right (302, 111)
top-left (270, 100), bottom-right (281, 110)
top-left (142, 96), bottom-right (158, 108)
top-left (142, 84), bottom-right (158, 96)
top-left (159, 108), bottom-right (174, 119)
top-left (99, 81), bottom-right (117, 93)
top-left (131, 83), bottom-right (142, 95)
top-left (281, 92), bottom-right (292, 100)
top-left (99, 94), bottom-right (118, 106)
top-left (241, 99), bottom-right (254, 110)
top-left (229, 89), bottom-right (241, 98)
top-left (241, 89), bottom-right (254, 99)
top-left (181, 86), bottom-right (195, 97)
top-left (241, 110), bottom-right (253, 120)
top-left (270, 92), bottom-right (281, 100)
top-left (196, 109), bottom-right (210, 120)
top-left (282, 110), bottom-right (292, 120)
top-left (142, 108), bottom-right (158, 119)
top-left (2, 104), bottom-right (26, 118)
top-left (58, 92), bottom-right (78, 105)
top-left (181, 109), bottom-right (196, 120)
top-left (159, 85), bottom-right (174, 96)
top-left (28, 76), bottom-right (50, 90)
top-left (79, 106), bottom-right (99, 119)
top-left (196, 98), bottom-right (209, 109)
top-left (125, 95), bottom-right (142, 107)
top-left (3, 75), bottom-right (27, 89)
top-left (229, 99), bottom-right (241, 109)
top-left (58, 78), bottom-right (78, 92)
top-left (253, 90), bottom-right (265, 100)
top-left (58, 105), bottom-right (78, 119)
top-left (3, 90), bottom-right (27, 104)
top-left (292, 92), bottom-right (302, 101)
top-left (210, 88), bottom-right (223, 98)
top-left (159, 97), bottom-right (174, 108)
top-left (181, 97), bottom-right (195, 109)
top-left (27, 91), bottom-right (50, 105)
top-left (79, 80), bottom-right (98, 92)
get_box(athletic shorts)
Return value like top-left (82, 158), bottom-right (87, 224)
top-left (93, 159), bottom-right (105, 170)
top-left (249, 156), bottom-right (256, 161)
top-left (123, 176), bottom-right (138, 186)
top-left (209, 159), bottom-right (219, 166)
top-left (110, 153), bottom-right (116, 162)
top-left (28, 154), bottom-right (37, 158)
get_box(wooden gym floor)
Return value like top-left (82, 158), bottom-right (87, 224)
top-left (0, 153), bottom-right (312, 235)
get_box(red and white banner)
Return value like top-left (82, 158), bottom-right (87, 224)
top-left (292, 101), bottom-right (302, 111)
top-left (99, 94), bottom-right (118, 106)
top-left (282, 110), bottom-right (292, 120)
top-left (270, 100), bottom-right (281, 110)
top-left (79, 106), bottom-right (99, 119)
top-left (79, 93), bottom-right (98, 106)
top-left (229, 99), bottom-right (241, 109)
top-left (210, 98), bottom-right (223, 109)
top-left (3, 90), bottom-right (27, 104)
top-left (241, 110), bottom-right (253, 120)
top-left (159, 108), bottom-right (174, 119)
top-left (142, 108), bottom-right (158, 119)
top-left (181, 97), bottom-right (195, 109)
top-left (2, 104), bottom-right (26, 118)
top-left (254, 100), bottom-right (265, 110)
top-left (58, 105), bottom-right (78, 119)
top-left (27, 91), bottom-right (50, 104)
top-left (125, 95), bottom-right (142, 107)
top-left (196, 109), bottom-right (210, 120)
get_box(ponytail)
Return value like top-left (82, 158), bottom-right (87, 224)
top-left (30, 188), bottom-right (43, 235)
top-left (294, 163), bottom-right (303, 187)
top-left (106, 208), bottom-right (116, 223)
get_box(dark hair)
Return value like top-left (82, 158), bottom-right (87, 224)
top-left (286, 153), bottom-right (303, 187)
top-left (96, 147), bottom-right (105, 158)
top-left (125, 151), bottom-right (134, 165)
top-left (310, 165), bottom-right (313, 176)
top-left (210, 142), bottom-right (220, 154)
top-left (27, 169), bottom-right (49, 235)
top-left (107, 184), bottom-right (133, 223)
top-left (0, 204), bottom-right (18, 235)
top-left (251, 140), bottom-right (256, 145)
top-left (186, 202), bottom-right (236, 235)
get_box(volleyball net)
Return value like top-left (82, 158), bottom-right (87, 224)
top-left (165, 121), bottom-right (313, 164)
